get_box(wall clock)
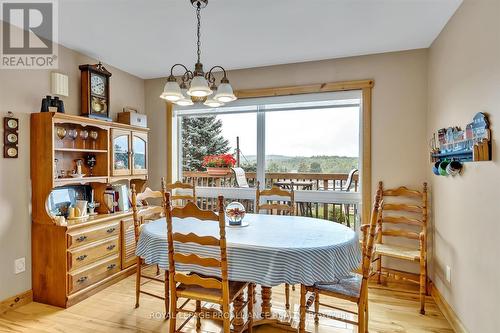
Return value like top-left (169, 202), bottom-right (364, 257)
top-left (3, 112), bottom-right (19, 158)
top-left (79, 62), bottom-right (112, 121)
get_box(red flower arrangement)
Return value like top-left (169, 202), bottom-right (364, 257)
top-left (202, 154), bottom-right (236, 168)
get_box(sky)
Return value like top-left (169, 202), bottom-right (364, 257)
top-left (217, 107), bottom-right (360, 159)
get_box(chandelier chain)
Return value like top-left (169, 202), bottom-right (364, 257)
top-left (196, 4), bottom-right (201, 64)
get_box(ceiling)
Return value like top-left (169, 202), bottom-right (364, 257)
top-left (58, 0), bottom-right (462, 79)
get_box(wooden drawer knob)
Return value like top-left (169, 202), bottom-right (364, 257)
top-left (76, 235), bottom-right (88, 242)
top-left (76, 254), bottom-right (88, 261)
top-left (77, 276), bottom-right (88, 283)
top-left (106, 227), bottom-right (116, 233)
top-left (106, 244), bottom-right (116, 251)
top-left (107, 264), bottom-right (117, 270)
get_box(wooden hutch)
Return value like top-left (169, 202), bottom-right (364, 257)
top-left (30, 112), bottom-right (153, 307)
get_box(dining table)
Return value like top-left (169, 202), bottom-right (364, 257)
top-left (136, 213), bottom-right (361, 330)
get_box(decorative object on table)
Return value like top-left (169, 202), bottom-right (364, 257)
top-left (159, 0), bottom-right (237, 107)
top-left (80, 129), bottom-right (89, 149)
top-left (74, 158), bottom-right (84, 176)
top-left (3, 112), bottom-right (19, 158)
top-left (85, 154), bottom-right (96, 176)
top-left (430, 113), bottom-right (491, 171)
top-left (117, 107), bottom-right (147, 127)
top-left (89, 130), bottom-right (98, 149)
top-left (225, 201), bottom-right (246, 226)
top-left (446, 160), bottom-right (463, 176)
top-left (67, 128), bottom-right (78, 148)
top-left (203, 154), bottom-right (236, 176)
top-left (79, 62), bottom-right (112, 121)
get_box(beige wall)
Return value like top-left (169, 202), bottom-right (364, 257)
top-left (0, 23), bottom-right (145, 300)
top-left (428, 1), bottom-right (500, 332)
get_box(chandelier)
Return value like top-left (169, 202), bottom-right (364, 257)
top-left (160, 0), bottom-right (237, 107)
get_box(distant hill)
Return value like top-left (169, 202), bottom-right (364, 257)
top-left (240, 155), bottom-right (358, 174)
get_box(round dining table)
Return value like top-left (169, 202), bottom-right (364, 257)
top-left (136, 213), bottom-right (360, 329)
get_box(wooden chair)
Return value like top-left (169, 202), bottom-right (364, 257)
top-left (231, 167), bottom-right (250, 188)
top-left (131, 179), bottom-right (169, 315)
top-left (255, 181), bottom-right (294, 310)
top-left (373, 181), bottom-right (428, 314)
top-left (166, 195), bottom-right (254, 333)
top-left (166, 181), bottom-right (196, 207)
top-left (299, 190), bottom-right (383, 333)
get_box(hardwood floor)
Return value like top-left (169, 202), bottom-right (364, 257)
top-left (0, 275), bottom-right (453, 333)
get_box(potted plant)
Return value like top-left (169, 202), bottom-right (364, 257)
top-left (203, 154), bottom-right (236, 176)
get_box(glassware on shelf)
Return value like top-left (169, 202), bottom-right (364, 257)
top-left (80, 129), bottom-right (89, 149)
top-left (56, 127), bottom-right (67, 147)
top-left (89, 130), bottom-right (98, 149)
top-left (67, 128), bottom-right (78, 148)
top-left (85, 154), bottom-right (96, 176)
top-left (54, 158), bottom-right (59, 179)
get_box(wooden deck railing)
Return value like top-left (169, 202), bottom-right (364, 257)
top-left (182, 171), bottom-right (360, 227)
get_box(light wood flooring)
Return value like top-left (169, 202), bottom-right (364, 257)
top-left (0, 275), bottom-right (453, 333)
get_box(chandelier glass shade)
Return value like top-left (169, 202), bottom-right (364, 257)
top-left (160, 0), bottom-right (237, 107)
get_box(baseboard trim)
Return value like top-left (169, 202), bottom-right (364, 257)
top-left (430, 282), bottom-right (468, 333)
top-left (0, 290), bottom-right (33, 314)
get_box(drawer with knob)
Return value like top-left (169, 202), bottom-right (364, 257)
top-left (68, 254), bottom-right (120, 294)
top-left (67, 237), bottom-right (119, 271)
top-left (67, 221), bottom-right (119, 249)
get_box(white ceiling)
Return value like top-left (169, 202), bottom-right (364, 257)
top-left (58, 0), bottom-right (462, 79)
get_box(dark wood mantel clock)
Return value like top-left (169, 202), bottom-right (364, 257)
top-left (79, 62), bottom-right (112, 121)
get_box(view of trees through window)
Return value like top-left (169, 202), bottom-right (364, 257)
top-left (180, 106), bottom-right (359, 174)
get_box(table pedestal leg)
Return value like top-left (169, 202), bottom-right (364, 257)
top-left (261, 286), bottom-right (272, 318)
top-left (233, 293), bottom-right (245, 331)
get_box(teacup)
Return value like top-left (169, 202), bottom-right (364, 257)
top-left (446, 161), bottom-right (463, 176)
top-left (438, 160), bottom-right (450, 176)
top-left (432, 161), bottom-right (441, 176)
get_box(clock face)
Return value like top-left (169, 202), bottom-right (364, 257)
top-left (7, 118), bottom-right (18, 129)
top-left (7, 133), bottom-right (17, 143)
top-left (91, 74), bottom-right (106, 96)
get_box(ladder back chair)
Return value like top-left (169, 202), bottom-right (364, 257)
top-left (374, 181), bottom-right (428, 314)
top-left (166, 181), bottom-right (196, 207)
top-left (299, 190), bottom-right (383, 333)
top-left (255, 181), bottom-right (295, 309)
top-left (166, 195), bottom-right (254, 333)
top-left (131, 179), bottom-right (169, 315)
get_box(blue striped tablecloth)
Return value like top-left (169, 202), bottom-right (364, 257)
top-left (136, 213), bottom-right (360, 287)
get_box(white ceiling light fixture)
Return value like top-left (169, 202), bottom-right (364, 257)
top-left (160, 0), bottom-right (237, 106)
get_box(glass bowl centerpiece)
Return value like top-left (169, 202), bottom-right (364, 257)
top-left (202, 154), bottom-right (236, 176)
top-left (225, 202), bottom-right (246, 226)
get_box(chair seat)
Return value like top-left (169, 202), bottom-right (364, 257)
top-left (374, 243), bottom-right (421, 261)
top-left (177, 280), bottom-right (249, 304)
top-left (314, 273), bottom-right (362, 299)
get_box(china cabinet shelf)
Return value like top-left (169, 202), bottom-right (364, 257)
top-left (54, 148), bottom-right (108, 153)
top-left (53, 176), bottom-right (108, 187)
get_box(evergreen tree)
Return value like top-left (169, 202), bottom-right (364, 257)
top-left (182, 116), bottom-right (230, 171)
